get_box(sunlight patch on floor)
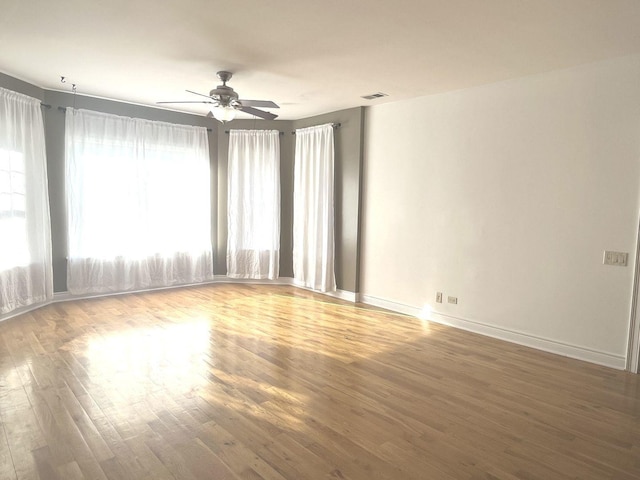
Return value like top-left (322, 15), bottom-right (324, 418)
top-left (85, 318), bottom-right (211, 398)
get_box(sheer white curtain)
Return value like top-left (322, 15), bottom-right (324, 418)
top-left (65, 109), bottom-right (213, 295)
top-left (293, 124), bottom-right (335, 292)
top-left (227, 129), bottom-right (280, 279)
top-left (0, 87), bottom-right (53, 315)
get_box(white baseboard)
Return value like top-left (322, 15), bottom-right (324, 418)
top-left (0, 302), bottom-right (50, 323)
top-left (359, 294), bottom-right (422, 317)
top-left (213, 275), bottom-right (292, 285)
top-left (360, 294), bottom-right (626, 370)
top-left (288, 277), bottom-right (357, 302)
top-left (51, 276), bottom-right (358, 306)
top-left (53, 278), bottom-right (221, 303)
top-left (324, 289), bottom-right (358, 302)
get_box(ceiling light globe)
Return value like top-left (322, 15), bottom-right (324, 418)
top-left (211, 106), bottom-right (237, 123)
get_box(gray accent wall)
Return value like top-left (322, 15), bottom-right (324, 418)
top-left (0, 72), bottom-right (44, 100)
top-left (0, 73), bottom-right (365, 295)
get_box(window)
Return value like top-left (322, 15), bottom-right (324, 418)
top-left (65, 109), bottom-right (213, 294)
top-left (0, 150), bottom-right (29, 270)
top-left (0, 87), bottom-right (53, 315)
top-left (293, 124), bottom-right (336, 292)
top-left (227, 129), bottom-right (280, 279)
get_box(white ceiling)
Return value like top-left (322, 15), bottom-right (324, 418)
top-left (2, 0), bottom-right (639, 120)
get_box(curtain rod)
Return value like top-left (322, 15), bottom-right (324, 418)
top-left (291, 123), bottom-right (341, 134)
top-left (225, 130), bottom-right (285, 135)
top-left (40, 104), bottom-right (212, 132)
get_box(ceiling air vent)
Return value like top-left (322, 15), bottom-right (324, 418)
top-left (361, 92), bottom-right (388, 100)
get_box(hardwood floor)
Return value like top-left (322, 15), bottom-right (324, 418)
top-left (0, 284), bottom-right (639, 480)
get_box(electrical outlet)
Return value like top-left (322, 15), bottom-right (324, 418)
top-left (603, 251), bottom-right (628, 267)
top-left (436, 292), bottom-right (443, 303)
top-left (448, 296), bottom-right (458, 305)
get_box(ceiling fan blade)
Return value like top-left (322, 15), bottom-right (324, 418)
top-left (186, 89), bottom-right (217, 99)
top-left (238, 99), bottom-right (279, 109)
top-left (239, 106), bottom-right (278, 120)
top-left (156, 100), bottom-right (217, 104)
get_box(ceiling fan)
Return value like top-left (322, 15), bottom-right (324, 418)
top-left (157, 71), bottom-right (279, 122)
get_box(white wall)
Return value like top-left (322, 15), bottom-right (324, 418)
top-left (361, 55), bottom-right (640, 368)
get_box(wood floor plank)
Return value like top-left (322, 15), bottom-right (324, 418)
top-left (144, 435), bottom-right (200, 480)
top-left (0, 283), bottom-right (639, 479)
top-left (123, 435), bottom-right (175, 480)
top-left (55, 461), bottom-right (85, 480)
top-left (197, 420), bottom-right (289, 480)
top-left (56, 383), bottom-right (114, 463)
top-left (9, 442), bottom-right (40, 480)
top-left (20, 387), bottom-right (73, 465)
top-left (0, 421), bottom-right (17, 480)
top-left (31, 446), bottom-right (61, 480)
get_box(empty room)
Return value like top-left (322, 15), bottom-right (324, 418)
top-left (1, 1), bottom-right (640, 479)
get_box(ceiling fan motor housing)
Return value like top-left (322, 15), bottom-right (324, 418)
top-left (210, 71), bottom-right (239, 106)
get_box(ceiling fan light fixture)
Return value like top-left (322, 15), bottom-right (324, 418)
top-left (159, 71), bottom-right (278, 120)
top-left (211, 105), bottom-right (237, 123)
